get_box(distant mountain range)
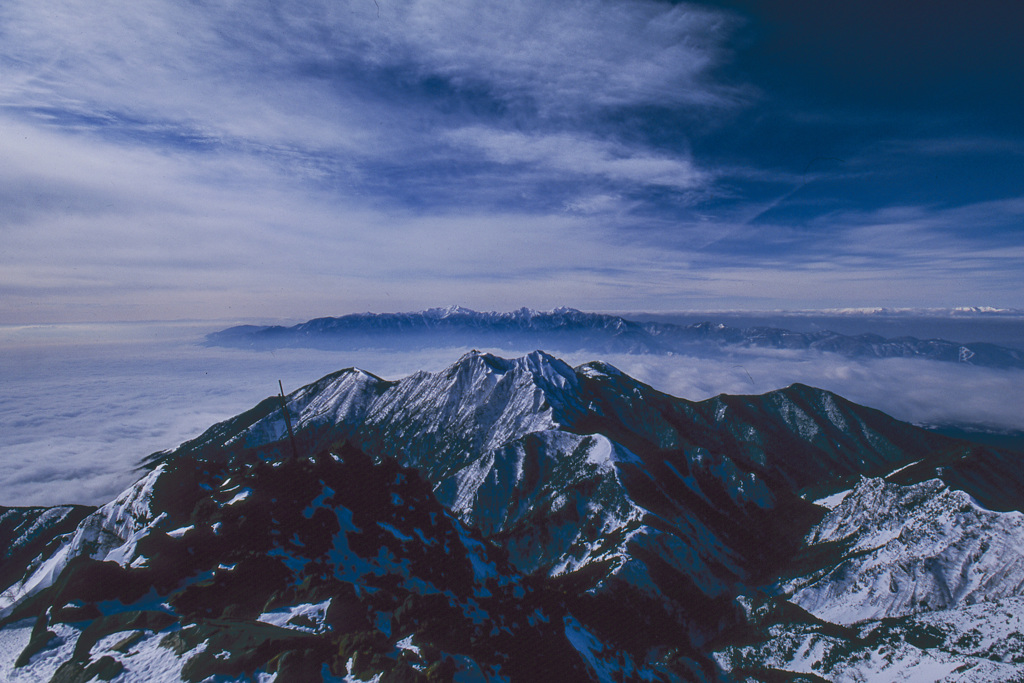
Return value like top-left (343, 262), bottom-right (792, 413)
top-left (2, 351), bottom-right (1023, 681)
top-left (205, 307), bottom-right (1024, 369)
top-left (779, 306), bottom-right (1024, 316)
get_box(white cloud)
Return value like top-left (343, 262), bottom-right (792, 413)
top-left (368, 0), bottom-right (741, 111)
top-left (0, 0), bottom-right (373, 151)
top-left (598, 349), bottom-right (1024, 433)
top-left (0, 0), bottom-right (738, 147)
top-left (565, 194), bottom-right (632, 215)
top-left (0, 108), bottom-right (707, 321)
top-left (446, 127), bottom-right (706, 189)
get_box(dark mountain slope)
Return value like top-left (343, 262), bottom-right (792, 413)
top-left (2, 444), bottom-right (619, 682)
top-left (0, 505), bottom-right (94, 599)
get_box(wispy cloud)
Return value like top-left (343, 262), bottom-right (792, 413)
top-left (445, 128), bottom-right (706, 190)
top-left (0, 0), bottom-right (738, 150)
top-left (0, 0), bottom-right (1022, 322)
top-left (0, 118), bottom-right (683, 319)
top-left (643, 196), bottom-right (1024, 309)
top-left (883, 136), bottom-right (1024, 157)
top-left (0, 0), bottom-right (750, 321)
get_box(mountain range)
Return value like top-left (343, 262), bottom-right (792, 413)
top-left (2, 350), bottom-right (1023, 681)
top-left (205, 307), bottom-right (1024, 370)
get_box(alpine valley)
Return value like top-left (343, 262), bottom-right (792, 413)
top-left (2, 350), bottom-right (1023, 682)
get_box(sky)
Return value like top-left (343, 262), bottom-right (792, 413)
top-left (2, 0), bottom-right (1023, 322)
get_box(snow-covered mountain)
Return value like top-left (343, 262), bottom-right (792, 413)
top-left (714, 476), bottom-right (1024, 681)
top-left (2, 351), bottom-right (1022, 681)
top-left (205, 307), bottom-right (1024, 369)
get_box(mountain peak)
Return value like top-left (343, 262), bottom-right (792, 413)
top-left (451, 349), bottom-right (577, 388)
top-left (422, 305), bottom-right (478, 318)
top-left (551, 305), bottom-right (583, 315)
top-left (515, 350), bottom-right (578, 390)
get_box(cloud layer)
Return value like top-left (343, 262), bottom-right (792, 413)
top-left (2, 322), bottom-right (1022, 507)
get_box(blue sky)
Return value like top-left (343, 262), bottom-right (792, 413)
top-left (2, 0), bottom-right (1023, 322)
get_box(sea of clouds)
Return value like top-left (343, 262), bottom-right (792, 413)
top-left (2, 319), bottom-right (1023, 507)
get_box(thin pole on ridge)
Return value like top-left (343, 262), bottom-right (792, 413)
top-left (278, 379), bottom-right (299, 461)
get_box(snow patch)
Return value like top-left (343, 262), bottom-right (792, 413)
top-left (223, 488), bottom-right (252, 506)
top-left (813, 489), bottom-right (852, 510)
top-left (258, 600), bottom-right (332, 634)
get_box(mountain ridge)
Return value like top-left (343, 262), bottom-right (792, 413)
top-left (3, 351), bottom-right (1023, 681)
top-left (204, 307), bottom-right (1024, 369)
